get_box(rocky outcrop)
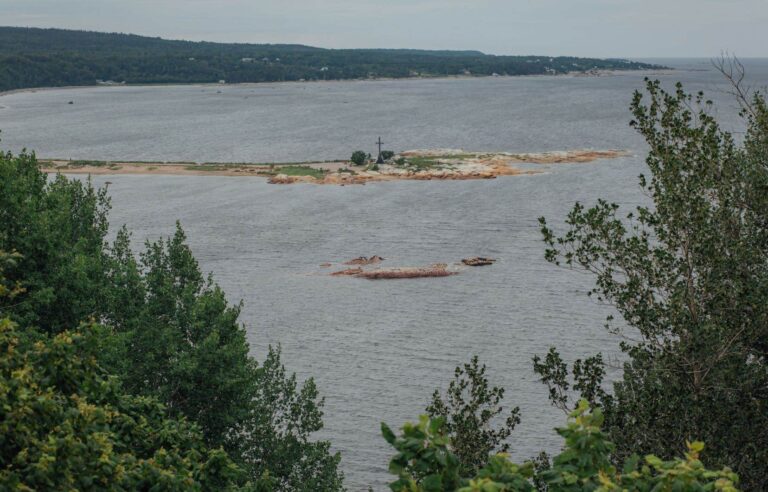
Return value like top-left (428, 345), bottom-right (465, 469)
top-left (321, 174), bottom-right (372, 185)
top-left (268, 174), bottom-right (296, 184)
top-left (268, 174), bottom-right (319, 184)
top-left (355, 264), bottom-right (456, 279)
top-left (462, 257), bottom-right (496, 266)
top-left (505, 149), bottom-right (629, 164)
top-left (330, 267), bottom-right (364, 276)
top-left (344, 255), bottom-right (385, 265)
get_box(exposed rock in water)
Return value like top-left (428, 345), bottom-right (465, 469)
top-left (268, 174), bottom-right (298, 184)
top-left (330, 267), bottom-right (363, 276)
top-left (356, 264), bottom-right (456, 280)
top-left (319, 263), bottom-right (332, 267)
top-left (462, 257), bottom-right (496, 266)
top-left (329, 259), bottom-right (462, 279)
top-left (344, 255), bottom-right (384, 265)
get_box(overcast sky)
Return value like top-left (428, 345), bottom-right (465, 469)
top-left (1, 0), bottom-right (766, 58)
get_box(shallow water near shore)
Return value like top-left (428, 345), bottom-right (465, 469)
top-left (3, 59), bottom-right (768, 490)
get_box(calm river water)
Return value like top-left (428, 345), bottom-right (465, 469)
top-left (2, 59), bottom-right (767, 490)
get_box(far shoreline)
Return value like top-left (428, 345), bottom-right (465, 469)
top-left (0, 68), bottom-right (675, 99)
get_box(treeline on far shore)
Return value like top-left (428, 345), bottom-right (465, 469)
top-left (0, 26), bottom-right (665, 92)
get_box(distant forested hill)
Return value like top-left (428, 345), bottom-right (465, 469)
top-left (0, 26), bottom-right (662, 92)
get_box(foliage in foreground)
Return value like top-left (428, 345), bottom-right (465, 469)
top-left (427, 356), bottom-right (520, 476)
top-left (383, 400), bottom-right (739, 492)
top-left (230, 345), bottom-right (344, 490)
top-left (103, 224), bottom-right (257, 451)
top-left (0, 149), bottom-right (343, 490)
top-left (0, 318), bottom-right (246, 491)
top-left (104, 225), bottom-right (344, 491)
top-left (0, 148), bottom-right (110, 335)
top-left (536, 76), bottom-right (768, 489)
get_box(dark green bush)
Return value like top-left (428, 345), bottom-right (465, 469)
top-left (427, 356), bottom-right (519, 476)
top-left (350, 150), bottom-right (367, 165)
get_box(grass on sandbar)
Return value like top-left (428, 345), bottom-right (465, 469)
top-left (273, 165), bottom-right (327, 179)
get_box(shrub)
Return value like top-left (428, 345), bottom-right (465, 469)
top-left (230, 346), bottom-right (344, 491)
top-left (350, 150), bottom-right (367, 166)
top-left (427, 356), bottom-right (520, 476)
top-left (381, 150), bottom-right (395, 160)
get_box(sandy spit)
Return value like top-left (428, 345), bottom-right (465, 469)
top-left (40, 149), bottom-right (628, 185)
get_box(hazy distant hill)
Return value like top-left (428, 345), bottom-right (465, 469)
top-left (0, 26), bottom-right (662, 92)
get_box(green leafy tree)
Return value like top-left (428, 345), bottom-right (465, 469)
top-left (427, 356), bottom-right (520, 476)
top-left (0, 250), bottom-right (24, 302)
top-left (0, 318), bottom-right (248, 491)
top-left (104, 224), bottom-right (256, 451)
top-left (536, 76), bottom-right (768, 489)
top-left (532, 350), bottom-right (609, 413)
top-left (0, 149), bottom-right (343, 490)
top-left (231, 346), bottom-right (344, 491)
top-left (381, 150), bottom-right (395, 161)
top-left (350, 150), bottom-right (367, 166)
top-left (383, 401), bottom-right (739, 492)
top-left (103, 225), bottom-right (343, 490)
top-left (0, 149), bottom-right (110, 334)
